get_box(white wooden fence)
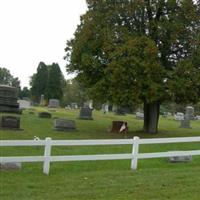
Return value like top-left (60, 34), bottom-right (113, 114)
top-left (1, 136), bottom-right (200, 175)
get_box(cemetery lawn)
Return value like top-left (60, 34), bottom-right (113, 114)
top-left (1, 108), bottom-right (200, 200)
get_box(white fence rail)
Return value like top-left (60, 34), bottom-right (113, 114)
top-left (1, 136), bottom-right (200, 175)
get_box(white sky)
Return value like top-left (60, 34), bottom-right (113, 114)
top-left (0, 0), bottom-right (87, 88)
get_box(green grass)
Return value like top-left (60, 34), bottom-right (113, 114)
top-left (1, 108), bottom-right (200, 200)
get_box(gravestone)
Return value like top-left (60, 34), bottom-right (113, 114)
top-left (1, 116), bottom-right (20, 129)
top-left (169, 154), bottom-right (192, 163)
top-left (79, 107), bottom-right (93, 120)
top-left (112, 105), bottom-right (117, 112)
top-left (180, 119), bottom-right (191, 128)
top-left (18, 100), bottom-right (31, 109)
top-left (102, 103), bottom-right (109, 114)
top-left (111, 121), bottom-right (128, 133)
top-left (40, 94), bottom-right (45, 106)
top-left (38, 112), bottom-right (51, 118)
top-left (180, 106), bottom-right (194, 128)
top-left (88, 100), bottom-right (93, 109)
top-left (0, 85), bottom-right (20, 113)
top-left (48, 99), bottom-right (60, 108)
top-left (162, 112), bottom-right (168, 118)
top-left (136, 112), bottom-right (144, 120)
top-left (0, 162), bottom-right (22, 170)
top-left (54, 119), bottom-right (76, 131)
top-left (174, 112), bottom-right (184, 121)
top-left (185, 106), bottom-right (194, 120)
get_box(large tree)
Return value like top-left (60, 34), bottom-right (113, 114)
top-left (65, 0), bottom-right (200, 134)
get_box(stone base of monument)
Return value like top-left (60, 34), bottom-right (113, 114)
top-left (168, 154), bottom-right (192, 163)
top-left (38, 112), bottom-right (52, 118)
top-left (0, 162), bottom-right (22, 170)
top-left (111, 121), bottom-right (128, 134)
top-left (180, 119), bottom-right (191, 128)
top-left (0, 115), bottom-right (22, 130)
top-left (54, 119), bottom-right (76, 131)
top-left (79, 107), bottom-right (93, 120)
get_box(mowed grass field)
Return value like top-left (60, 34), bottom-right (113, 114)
top-left (1, 108), bottom-right (200, 200)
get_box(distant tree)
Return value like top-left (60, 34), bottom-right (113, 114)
top-left (30, 62), bottom-right (48, 102)
top-left (19, 87), bottom-right (31, 99)
top-left (46, 63), bottom-right (64, 100)
top-left (65, 0), bottom-right (200, 134)
top-left (62, 78), bottom-right (88, 106)
top-left (0, 67), bottom-right (21, 93)
top-left (0, 68), bottom-right (13, 85)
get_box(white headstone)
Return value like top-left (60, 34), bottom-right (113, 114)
top-left (48, 99), bottom-right (60, 108)
top-left (18, 100), bottom-right (31, 109)
top-left (102, 103), bottom-right (109, 113)
top-left (174, 112), bottom-right (184, 121)
top-left (40, 94), bottom-right (45, 106)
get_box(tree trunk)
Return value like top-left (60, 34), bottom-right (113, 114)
top-left (143, 101), bottom-right (160, 134)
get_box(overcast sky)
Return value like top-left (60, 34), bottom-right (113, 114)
top-left (0, 0), bottom-right (87, 88)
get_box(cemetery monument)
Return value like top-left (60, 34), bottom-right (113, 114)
top-left (0, 85), bottom-right (22, 130)
top-left (79, 107), bottom-right (93, 120)
top-left (54, 119), bottom-right (76, 131)
top-left (0, 85), bottom-right (20, 113)
top-left (48, 99), bottom-right (60, 108)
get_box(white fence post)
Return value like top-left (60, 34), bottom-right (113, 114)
top-left (43, 137), bottom-right (52, 175)
top-left (131, 136), bottom-right (139, 170)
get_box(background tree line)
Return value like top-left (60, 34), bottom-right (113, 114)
top-left (30, 62), bottom-right (65, 104)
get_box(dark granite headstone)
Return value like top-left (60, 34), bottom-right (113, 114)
top-left (1, 116), bottom-right (20, 129)
top-left (38, 112), bottom-right (52, 118)
top-left (0, 85), bottom-right (20, 113)
top-left (54, 119), bottom-right (76, 131)
top-left (111, 121), bottom-right (128, 133)
top-left (79, 107), bottom-right (93, 120)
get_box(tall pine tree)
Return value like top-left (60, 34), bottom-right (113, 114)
top-left (30, 62), bottom-right (64, 102)
top-left (30, 62), bottom-right (48, 102)
top-left (46, 63), bottom-right (64, 100)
